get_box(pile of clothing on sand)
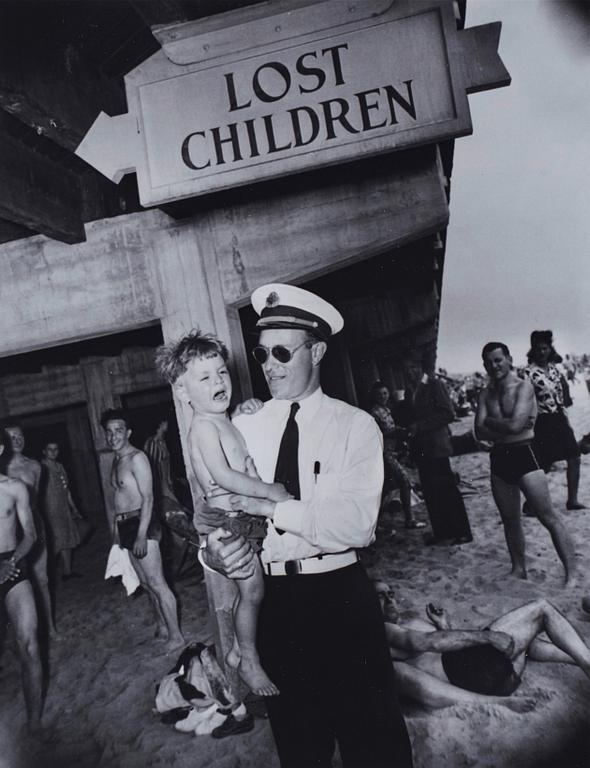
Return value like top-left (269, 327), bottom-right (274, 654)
top-left (155, 642), bottom-right (255, 738)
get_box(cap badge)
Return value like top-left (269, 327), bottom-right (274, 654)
top-left (266, 291), bottom-right (280, 307)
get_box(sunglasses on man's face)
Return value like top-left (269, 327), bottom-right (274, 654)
top-left (252, 340), bottom-right (313, 365)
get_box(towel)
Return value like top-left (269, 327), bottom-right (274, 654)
top-left (105, 544), bottom-right (140, 595)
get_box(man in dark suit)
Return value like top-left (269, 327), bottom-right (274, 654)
top-left (402, 357), bottom-right (472, 546)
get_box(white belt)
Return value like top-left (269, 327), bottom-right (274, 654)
top-left (264, 550), bottom-right (358, 576)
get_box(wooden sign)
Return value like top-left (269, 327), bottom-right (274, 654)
top-left (76, 0), bottom-right (510, 205)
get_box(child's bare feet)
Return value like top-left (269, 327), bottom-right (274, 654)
top-left (238, 653), bottom-right (279, 697)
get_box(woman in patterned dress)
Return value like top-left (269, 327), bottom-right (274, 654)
top-left (41, 441), bottom-right (82, 579)
top-left (523, 330), bottom-right (585, 510)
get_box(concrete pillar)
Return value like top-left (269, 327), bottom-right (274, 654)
top-left (150, 222), bottom-right (244, 693)
top-left (80, 358), bottom-right (121, 525)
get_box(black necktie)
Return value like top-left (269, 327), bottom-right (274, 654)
top-left (273, 403), bottom-right (300, 534)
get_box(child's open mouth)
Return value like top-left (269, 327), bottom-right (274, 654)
top-left (213, 389), bottom-right (227, 401)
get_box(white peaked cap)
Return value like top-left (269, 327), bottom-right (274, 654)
top-left (251, 283), bottom-right (344, 340)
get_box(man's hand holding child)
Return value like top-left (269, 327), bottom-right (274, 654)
top-left (204, 528), bottom-right (256, 579)
top-left (231, 398), bottom-right (264, 418)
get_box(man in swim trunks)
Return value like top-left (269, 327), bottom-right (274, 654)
top-left (475, 342), bottom-right (578, 585)
top-left (102, 409), bottom-right (184, 652)
top-left (4, 421), bottom-right (57, 636)
top-left (0, 429), bottom-right (43, 730)
top-left (381, 595), bottom-right (590, 708)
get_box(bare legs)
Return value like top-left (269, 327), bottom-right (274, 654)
top-left (491, 470), bottom-right (578, 585)
top-left (490, 475), bottom-right (527, 578)
top-left (225, 557), bottom-right (279, 696)
top-left (6, 581), bottom-right (43, 730)
top-left (566, 456), bottom-right (585, 509)
top-left (395, 661), bottom-right (534, 712)
top-left (489, 598), bottom-right (590, 679)
top-left (30, 541), bottom-right (57, 635)
top-left (130, 540), bottom-right (184, 652)
top-left (520, 471), bottom-right (579, 584)
top-left (384, 453), bottom-right (423, 530)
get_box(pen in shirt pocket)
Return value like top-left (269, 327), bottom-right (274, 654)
top-left (313, 461), bottom-right (321, 483)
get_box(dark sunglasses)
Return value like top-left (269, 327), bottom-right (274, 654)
top-left (252, 340), bottom-right (313, 365)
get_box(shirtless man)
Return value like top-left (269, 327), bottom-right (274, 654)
top-left (4, 422), bottom-right (56, 634)
top-left (475, 342), bottom-right (578, 585)
top-left (101, 409), bottom-right (184, 652)
top-left (376, 585), bottom-right (590, 710)
top-left (0, 429), bottom-right (43, 729)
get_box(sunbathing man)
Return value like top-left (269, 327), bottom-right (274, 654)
top-left (101, 409), bottom-right (184, 652)
top-left (475, 342), bottom-right (578, 585)
top-left (377, 585), bottom-right (590, 710)
top-left (4, 422), bottom-right (56, 635)
top-left (0, 429), bottom-right (43, 730)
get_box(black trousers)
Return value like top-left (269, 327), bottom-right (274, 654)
top-left (258, 562), bottom-right (413, 768)
top-left (417, 457), bottom-right (472, 540)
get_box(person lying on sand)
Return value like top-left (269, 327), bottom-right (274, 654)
top-left (374, 584), bottom-right (590, 710)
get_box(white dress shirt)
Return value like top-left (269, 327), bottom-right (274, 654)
top-left (233, 387), bottom-right (384, 564)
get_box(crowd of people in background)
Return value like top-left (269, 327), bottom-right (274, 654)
top-left (1, 308), bottom-right (589, 768)
top-left (438, 351), bottom-right (590, 422)
top-left (367, 329), bottom-right (587, 556)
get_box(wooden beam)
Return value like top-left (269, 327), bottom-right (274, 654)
top-left (0, 217), bottom-right (35, 244)
top-left (133, 0), bottom-right (263, 28)
top-left (80, 359), bottom-right (121, 527)
top-left (0, 123), bottom-right (85, 243)
top-left (201, 147), bottom-right (449, 306)
top-left (0, 2), bottom-right (125, 151)
top-left (130, 0), bottom-right (191, 26)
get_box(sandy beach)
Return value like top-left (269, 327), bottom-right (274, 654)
top-left (2, 380), bottom-right (590, 768)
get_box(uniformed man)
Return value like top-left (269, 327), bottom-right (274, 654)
top-left (203, 283), bottom-right (413, 768)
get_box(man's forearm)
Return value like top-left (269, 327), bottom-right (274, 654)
top-left (416, 629), bottom-right (497, 654)
top-left (138, 500), bottom-right (152, 537)
top-left (475, 421), bottom-right (500, 441)
top-left (13, 529), bottom-right (37, 562)
top-left (484, 416), bottom-right (520, 435)
top-left (106, 508), bottom-right (116, 536)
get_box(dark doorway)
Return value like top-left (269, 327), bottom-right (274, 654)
top-left (0, 323), bottom-right (169, 520)
top-left (16, 403), bottom-right (103, 521)
top-left (122, 387), bottom-right (192, 512)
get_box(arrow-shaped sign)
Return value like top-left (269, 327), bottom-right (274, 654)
top-left (76, 112), bottom-right (142, 184)
top-left (75, 0), bottom-right (510, 205)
